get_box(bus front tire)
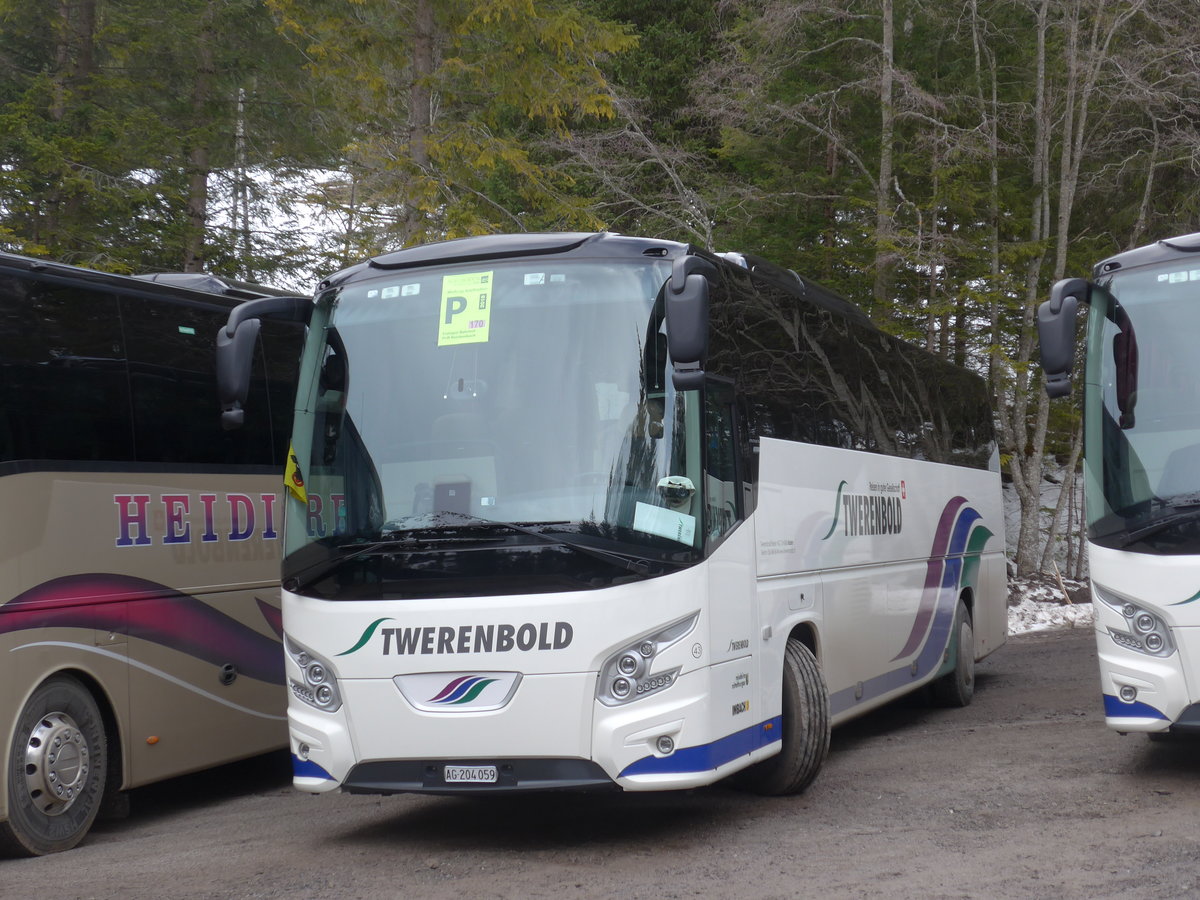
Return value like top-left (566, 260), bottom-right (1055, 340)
top-left (0, 675), bottom-right (108, 857)
top-left (932, 600), bottom-right (975, 708)
top-left (737, 638), bottom-right (830, 796)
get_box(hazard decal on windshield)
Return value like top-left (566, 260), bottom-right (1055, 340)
top-left (438, 271), bottom-right (493, 346)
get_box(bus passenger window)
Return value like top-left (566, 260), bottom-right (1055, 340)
top-left (704, 388), bottom-right (739, 540)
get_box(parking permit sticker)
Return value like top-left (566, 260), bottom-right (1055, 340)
top-left (438, 271), bottom-right (493, 346)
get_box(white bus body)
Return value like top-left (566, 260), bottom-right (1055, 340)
top-left (1040, 233), bottom-right (1200, 735)
top-left (229, 233), bottom-right (1005, 797)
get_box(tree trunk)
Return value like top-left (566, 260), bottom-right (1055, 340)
top-left (969, 0), bottom-right (1003, 396)
top-left (1128, 123), bottom-right (1159, 250)
top-left (1008, 0), bottom-right (1052, 578)
top-left (183, 5), bottom-right (216, 272)
top-left (402, 0), bottom-right (436, 243)
top-left (872, 0), bottom-right (895, 314)
top-left (47, 0), bottom-right (97, 250)
top-left (1039, 419), bottom-right (1084, 574)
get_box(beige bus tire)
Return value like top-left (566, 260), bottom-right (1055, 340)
top-left (736, 638), bottom-right (830, 795)
top-left (932, 600), bottom-right (975, 708)
top-left (0, 675), bottom-right (108, 857)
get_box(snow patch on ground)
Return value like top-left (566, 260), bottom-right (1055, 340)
top-left (1009, 597), bottom-right (1093, 634)
top-left (1007, 576), bottom-right (1094, 635)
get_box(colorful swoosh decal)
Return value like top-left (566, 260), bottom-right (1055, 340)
top-left (890, 496), bottom-right (968, 661)
top-left (428, 676), bottom-right (499, 705)
top-left (821, 480), bottom-right (849, 540)
top-left (256, 596), bottom-right (284, 637)
top-left (1, 573), bottom-right (284, 685)
top-left (1168, 589), bottom-right (1200, 607)
top-left (337, 617), bottom-right (394, 656)
top-left (831, 497), bottom-right (993, 715)
top-left (16, 641), bottom-right (285, 720)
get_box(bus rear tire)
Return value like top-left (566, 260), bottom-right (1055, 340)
top-left (0, 675), bottom-right (108, 857)
top-left (737, 638), bottom-right (830, 796)
top-left (932, 600), bottom-right (975, 708)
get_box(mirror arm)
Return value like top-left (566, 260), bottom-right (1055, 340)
top-left (217, 295), bottom-right (311, 430)
top-left (1037, 278), bottom-right (1089, 398)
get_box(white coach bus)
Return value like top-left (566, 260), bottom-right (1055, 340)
top-left (1040, 232), bottom-right (1200, 736)
top-left (0, 253), bottom-right (304, 855)
top-left (221, 232), bottom-right (1006, 797)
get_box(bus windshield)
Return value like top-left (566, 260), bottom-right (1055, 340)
top-left (1085, 261), bottom-right (1200, 552)
top-left (285, 257), bottom-right (707, 588)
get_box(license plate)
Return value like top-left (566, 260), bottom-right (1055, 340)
top-left (443, 765), bottom-right (498, 784)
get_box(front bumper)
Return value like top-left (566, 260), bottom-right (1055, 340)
top-left (288, 662), bottom-right (781, 793)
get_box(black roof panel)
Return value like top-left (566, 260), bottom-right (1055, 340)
top-left (321, 232), bottom-right (688, 288)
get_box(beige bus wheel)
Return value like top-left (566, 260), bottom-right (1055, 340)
top-left (736, 638), bottom-right (830, 795)
top-left (0, 676), bottom-right (107, 857)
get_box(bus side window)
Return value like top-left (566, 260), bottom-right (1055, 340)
top-left (704, 384), bottom-right (740, 542)
top-left (0, 278), bottom-right (133, 463)
top-left (120, 295), bottom-right (274, 465)
top-left (260, 319), bottom-right (307, 468)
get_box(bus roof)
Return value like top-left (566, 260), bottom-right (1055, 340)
top-left (319, 232), bottom-right (688, 288)
top-left (317, 231), bottom-right (872, 325)
top-left (1093, 232), bottom-right (1200, 277)
top-left (0, 251), bottom-right (297, 304)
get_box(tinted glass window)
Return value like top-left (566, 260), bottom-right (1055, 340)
top-left (707, 265), bottom-right (994, 469)
top-left (0, 275), bottom-right (134, 463)
top-left (120, 294), bottom-right (274, 466)
top-left (259, 319), bottom-right (305, 466)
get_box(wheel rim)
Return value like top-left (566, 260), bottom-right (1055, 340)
top-left (22, 712), bottom-right (91, 817)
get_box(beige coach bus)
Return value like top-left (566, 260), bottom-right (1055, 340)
top-left (0, 253), bottom-right (303, 855)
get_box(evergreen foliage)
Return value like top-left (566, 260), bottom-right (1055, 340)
top-left (2, 0), bottom-right (1199, 571)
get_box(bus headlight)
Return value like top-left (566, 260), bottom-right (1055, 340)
top-left (596, 612), bottom-right (698, 707)
top-left (1095, 592), bottom-right (1176, 659)
top-left (285, 635), bottom-right (343, 712)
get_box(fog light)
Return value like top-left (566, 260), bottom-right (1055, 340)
top-left (1145, 633), bottom-right (1164, 652)
top-left (612, 677), bottom-right (631, 699)
top-left (1119, 685), bottom-right (1138, 703)
top-left (298, 743), bottom-right (310, 760)
top-left (656, 735), bottom-right (675, 755)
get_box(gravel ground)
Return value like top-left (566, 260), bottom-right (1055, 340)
top-left (3, 628), bottom-right (1197, 900)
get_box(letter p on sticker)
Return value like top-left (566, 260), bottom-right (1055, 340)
top-left (444, 295), bottom-right (467, 324)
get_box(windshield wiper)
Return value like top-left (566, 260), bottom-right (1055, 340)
top-left (286, 512), bottom-right (686, 590)
top-left (384, 511), bottom-right (671, 576)
top-left (283, 536), bottom-right (429, 590)
top-left (1115, 505), bottom-right (1200, 547)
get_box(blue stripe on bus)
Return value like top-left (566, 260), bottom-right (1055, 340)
top-left (832, 504), bottom-right (990, 718)
top-left (1102, 694), bottom-right (1168, 720)
top-left (292, 754), bottom-right (335, 780)
top-left (618, 716), bottom-right (782, 778)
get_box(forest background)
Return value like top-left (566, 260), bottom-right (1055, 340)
top-left (3, 0), bottom-right (1199, 582)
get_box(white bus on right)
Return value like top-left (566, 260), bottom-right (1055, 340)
top-left (1040, 232), bottom-right (1200, 736)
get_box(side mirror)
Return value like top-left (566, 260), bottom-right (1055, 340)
top-left (216, 295), bottom-right (310, 430)
top-left (666, 255), bottom-right (714, 391)
top-left (217, 317), bottom-right (263, 430)
top-left (1037, 278), bottom-right (1087, 398)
